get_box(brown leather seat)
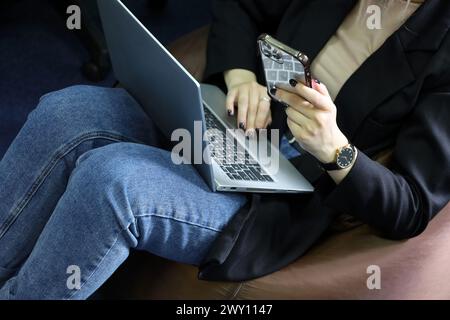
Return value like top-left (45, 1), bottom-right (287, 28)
top-left (100, 26), bottom-right (450, 300)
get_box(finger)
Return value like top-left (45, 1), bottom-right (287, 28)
top-left (287, 99), bottom-right (316, 119)
top-left (237, 88), bottom-right (249, 130)
top-left (226, 88), bottom-right (238, 116)
top-left (275, 89), bottom-right (303, 109)
top-left (255, 98), bottom-right (271, 129)
top-left (276, 88), bottom-right (322, 121)
top-left (312, 79), bottom-right (330, 96)
top-left (285, 107), bottom-right (313, 128)
top-left (294, 82), bottom-right (329, 110)
top-left (286, 118), bottom-right (306, 141)
top-left (265, 113), bottom-right (272, 128)
top-left (274, 88), bottom-right (311, 108)
top-left (246, 87), bottom-right (260, 134)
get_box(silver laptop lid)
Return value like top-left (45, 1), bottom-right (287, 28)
top-left (97, 0), bottom-right (215, 190)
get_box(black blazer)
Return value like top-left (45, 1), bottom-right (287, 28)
top-left (199, 0), bottom-right (450, 281)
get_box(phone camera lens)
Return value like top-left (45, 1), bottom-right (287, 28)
top-left (261, 43), bottom-right (272, 56)
top-left (271, 50), bottom-right (283, 61)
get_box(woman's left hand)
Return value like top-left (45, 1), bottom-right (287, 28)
top-left (274, 80), bottom-right (349, 164)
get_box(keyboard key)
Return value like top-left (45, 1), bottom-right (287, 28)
top-left (249, 167), bottom-right (260, 175)
top-left (257, 174), bottom-right (266, 181)
top-left (226, 166), bottom-right (235, 173)
top-left (245, 170), bottom-right (257, 180)
top-left (238, 172), bottom-right (250, 180)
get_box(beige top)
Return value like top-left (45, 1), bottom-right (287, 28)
top-left (311, 0), bottom-right (424, 101)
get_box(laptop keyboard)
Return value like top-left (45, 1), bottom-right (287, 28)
top-left (203, 108), bottom-right (274, 183)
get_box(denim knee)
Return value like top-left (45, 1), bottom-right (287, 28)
top-left (67, 143), bottom-right (156, 235)
top-left (31, 85), bottom-right (130, 128)
top-left (24, 85), bottom-right (158, 148)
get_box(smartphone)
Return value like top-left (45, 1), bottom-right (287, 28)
top-left (257, 34), bottom-right (312, 104)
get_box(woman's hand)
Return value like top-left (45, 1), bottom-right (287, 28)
top-left (224, 69), bottom-right (272, 136)
top-left (274, 80), bottom-right (349, 164)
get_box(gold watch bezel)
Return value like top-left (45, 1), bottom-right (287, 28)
top-left (335, 144), bottom-right (357, 169)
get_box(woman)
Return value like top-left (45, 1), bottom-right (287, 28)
top-left (1, 0), bottom-right (449, 299)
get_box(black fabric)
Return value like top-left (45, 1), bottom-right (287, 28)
top-left (199, 0), bottom-right (450, 281)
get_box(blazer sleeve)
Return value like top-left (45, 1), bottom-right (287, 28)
top-left (204, 0), bottom-right (293, 84)
top-left (321, 88), bottom-right (450, 239)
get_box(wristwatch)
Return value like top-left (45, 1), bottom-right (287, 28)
top-left (320, 144), bottom-right (358, 171)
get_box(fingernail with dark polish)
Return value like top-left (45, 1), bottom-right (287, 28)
top-left (227, 109), bottom-right (233, 116)
top-left (239, 122), bottom-right (246, 130)
top-left (289, 79), bottom-right (298, 87)
top-left (270, 87), bottom-right (277, 96)
top-left (314, 79), bottom-right (321, 84)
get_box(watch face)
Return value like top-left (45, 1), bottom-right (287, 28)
top-left (337, 147), bottom-right (355, 169)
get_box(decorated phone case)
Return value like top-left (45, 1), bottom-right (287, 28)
top-left (258, 34), bottom-right (312, 104)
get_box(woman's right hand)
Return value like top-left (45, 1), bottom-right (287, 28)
top-left (224, 69), bottom-right (272, 136)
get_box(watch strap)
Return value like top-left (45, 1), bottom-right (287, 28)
top-left (320, 161), bottom-right (341, 171)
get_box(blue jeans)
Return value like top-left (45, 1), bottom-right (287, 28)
top-left (0, 85), bottom-right (247, 300)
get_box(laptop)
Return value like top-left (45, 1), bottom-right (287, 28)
top-left (97, 0), bottom-right (314, 193)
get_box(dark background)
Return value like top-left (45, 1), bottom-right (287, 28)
top-left (0, 0), bottom-right (212, 158)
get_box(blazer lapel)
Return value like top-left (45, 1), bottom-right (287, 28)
top-left (334, 33), bottom-right (415, 138)
top-left (399, 0), bottom-right (450, 52)
top-left (334, 0), bottom-right (450, 139)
